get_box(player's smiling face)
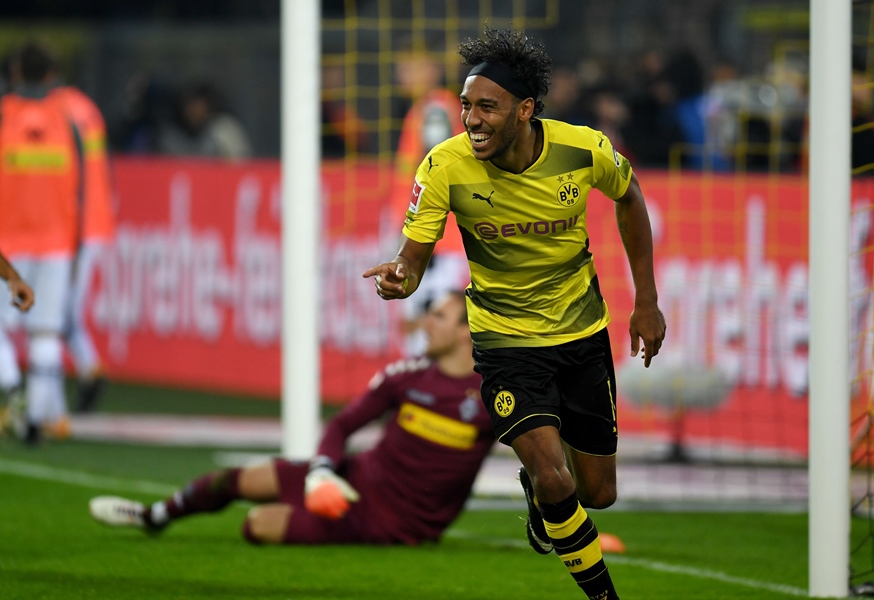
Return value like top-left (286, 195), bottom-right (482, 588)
top-left (460, 75), bottom-right (521, 162)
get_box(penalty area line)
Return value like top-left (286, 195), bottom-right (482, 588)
top-left (444, 530), bottom-right (807, 597)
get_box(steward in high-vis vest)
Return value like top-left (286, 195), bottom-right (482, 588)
top-left (389, 52), bottom-right (470, 357)
top-left (0, 91), bottom-right (80, 258)
top-left (0, 42), bottom-right (83, 444)
top-left (50, 84), bottom-right (116, 413)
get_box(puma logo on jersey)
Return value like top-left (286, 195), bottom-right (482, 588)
top-left (597, 135), bottom-right (605, 148)
top-left (472, 190), bottom-right (494, 208)
top-left (427, 155), bottom-right (437, 172)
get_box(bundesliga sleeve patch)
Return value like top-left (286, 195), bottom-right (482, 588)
top-left (612, 147), bottom-right (632, 180)
top-left (408, 179), bottom-right (425, 214)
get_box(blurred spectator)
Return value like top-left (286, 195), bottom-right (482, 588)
top-left (108, 72), bottom-right (175, 154)
top-left (706, 56), bottom-right (808, 172)
top-left (852, 52), bottom-right (874, 174)
top-left (0, 41), bottom-right (82, 443)
top-left (321, 64), bottom-right (370, 158)
top-left (389, 48), bottom-right (468, 357)
top-left (158, 82), bottom-right (252, 160)
top-left (623, 50), bottom-right (684, 168)
top-left (583, 82), bottom-right (634, 161)
top-left (660, 48), bottom-right (729, 170)
top-left (543, 65), bottom-right (589, 125)
top-left (622, 48), bottom-right (734, 170)
top-left (0, 54), bottom-right (12, 96)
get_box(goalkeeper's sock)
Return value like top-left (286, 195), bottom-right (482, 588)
top-left (146, 468), bottom-right (242, 526)
top-left (540, 492), bottom-right (619, 600)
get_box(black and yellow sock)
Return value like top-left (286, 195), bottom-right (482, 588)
top-left (540, 492), bottom-right (619, 600)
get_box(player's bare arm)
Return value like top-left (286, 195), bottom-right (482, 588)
top-left (0, 252), bottom-right (34, 312)
top-left (362, 235), bottom-right (435, 300)
top-left (614, 172), bottom-right (666, 367)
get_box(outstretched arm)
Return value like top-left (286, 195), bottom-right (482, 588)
top-left (306, 366), bottom-right (399, 519)
top-left (362, 234), bottom-right (435, 300)
top-left (0, 251), bottom-right (33, 312)
top-left (614, 172), bottom-right (665, 367)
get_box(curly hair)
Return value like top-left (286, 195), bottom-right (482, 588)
top-left (457, 26), bottom-right (552, 116)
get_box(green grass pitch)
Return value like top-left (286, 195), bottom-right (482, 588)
top-left (0, 382), bottom-right (867, 599)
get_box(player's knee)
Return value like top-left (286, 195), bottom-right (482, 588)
top-left (241, 516), bottom-right (262, 544)
top-left (28, 335), bottom-right (63, 371)
top-left (582, 485), bottom-right (617, 509)
top-left (530, 466), bottom-right (576, 504)
top-left (244, 505), bottom-right (290, 545)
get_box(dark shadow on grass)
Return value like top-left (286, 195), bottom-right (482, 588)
top-left (3, 568), bottom-right (355, 599)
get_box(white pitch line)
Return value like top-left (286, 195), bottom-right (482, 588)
top-left (445, 531), bottom-right (808, 597)
top-left (0, 458), bottom-right (176, 496)
top-left (1, 458), bottom-right (808, 597)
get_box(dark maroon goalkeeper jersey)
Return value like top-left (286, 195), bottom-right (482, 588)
top-left (317, 358), bottom-right (493, 544)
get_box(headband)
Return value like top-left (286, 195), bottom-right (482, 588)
top-left (467, 61), bottom-right (537, 101)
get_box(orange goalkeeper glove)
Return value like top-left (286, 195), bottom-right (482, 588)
top-left (304, 465), bottom-right (360, 520)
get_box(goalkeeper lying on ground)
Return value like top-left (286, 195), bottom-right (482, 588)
top-left (89, 291), bottom-right (495, 545)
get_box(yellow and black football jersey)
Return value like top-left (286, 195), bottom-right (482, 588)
top-left (402, 119), bottom-right (633, 349)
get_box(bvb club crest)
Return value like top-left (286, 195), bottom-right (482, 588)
top-left (556, 179), bottom-right (580, 207)
top-left (494, 390), bottom-right (515, 417)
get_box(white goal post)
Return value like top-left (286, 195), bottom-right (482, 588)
top-left (280, 0), bottom-right (321, 459)
top-left (808, 0), bottom-right (852, 596)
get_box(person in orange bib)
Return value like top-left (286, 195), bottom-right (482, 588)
top-left (50, 82), bottom-right (116, 414)
top-left (387, 49), bottom-right (470, 357)
top-left (0, 42), bottom-right (83, 444)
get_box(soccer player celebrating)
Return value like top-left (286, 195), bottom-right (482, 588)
top-left (363, 27), bottom-right (666, 599)
top-left (89, 291), bottom-right (495, 545)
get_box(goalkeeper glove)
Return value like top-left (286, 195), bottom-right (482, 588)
top-left (304, 458), bottom-right (360, 520)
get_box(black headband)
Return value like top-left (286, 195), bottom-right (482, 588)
top-left (467, 61), bottom-right (537, 101)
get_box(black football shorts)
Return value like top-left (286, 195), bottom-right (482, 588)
top-left (473, 328), bottom-right (617, 455)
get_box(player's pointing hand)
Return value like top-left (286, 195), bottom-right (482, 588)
top-left (362, 261), bottom-right (410, 300)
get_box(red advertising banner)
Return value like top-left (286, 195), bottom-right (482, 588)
top-left (88, 158), bottom-right (874, 456)
top-left (91, 158), bottom-right (401, 401)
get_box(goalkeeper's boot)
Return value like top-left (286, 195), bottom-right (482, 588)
top-left (518, 466), bottom-right (553, 554)
top-left (89, 496), bottom-right (165, 534)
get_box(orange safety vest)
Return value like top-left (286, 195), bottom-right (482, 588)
top-left (392, 88), bottom-right (466, 255)
top-left (0, 92), bottom-right (81, 257)
top-left (50, 86), bottom-right (115, 243)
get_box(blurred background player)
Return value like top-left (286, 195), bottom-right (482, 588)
top-left (0, 41), bottom-right (83, 443)
top-left (49, 62), bottom-right (117, 415)
top-left (89, 291), bottom-right (496, 545)
top-left (0, 250), bottom-right (35, 434)
top-left (389, 48), bottom-right (469, 357)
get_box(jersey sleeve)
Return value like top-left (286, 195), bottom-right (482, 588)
top-left (591, 131), bottom-right (633, 200)
top-left (401, 156), bottom-right (450, 244)
top-left (315, 367), bottom-right (397, 464)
